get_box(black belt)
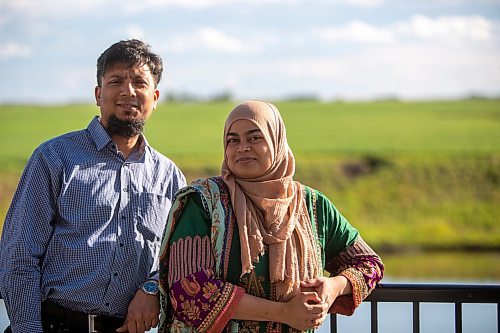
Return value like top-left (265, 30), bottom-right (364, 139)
top-left (41, 300), bottom-right (124, 333)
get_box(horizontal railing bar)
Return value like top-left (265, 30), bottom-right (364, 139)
top-left (366, 283), bottom-right (500, 303)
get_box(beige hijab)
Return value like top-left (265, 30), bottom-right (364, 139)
top-left (221, 101), bottom-right (321, 301)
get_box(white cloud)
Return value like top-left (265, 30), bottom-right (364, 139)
top-left (140, 0), bottom-right (385, 9)
top-left (168, 28), bottom-right (262, 53)
top-left (342, 0), bottom-right (384, 8)
top-left (314, 15), bottom-right (498, 45)
top-left (165, 0), bottom-right (386, 8)
top-left (397, 15), bottom-right (494, 42)
top-left (0, 42), bottom-right (31, 61)
top-left (313, 21), bottom-right (395, 44)
top-left (1, 0), bottom-right (105, 19)
top-left (61, 65), bottom-right (95, 90)
top-left (1, 0), bottom-right (499, 103)
top-left (123, 25), bottom-right (146, 40)
top-left (1, 0), bottom-right (384, 17)
top-left (206, 32), bottom-right (500, 100)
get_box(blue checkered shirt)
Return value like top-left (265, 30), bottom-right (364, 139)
top-left (0, 116), bottom-right (186, 332)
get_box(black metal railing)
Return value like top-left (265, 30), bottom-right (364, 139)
top-left (330, 283), bottom-right (500, 333)
top-left (2, 284), bottom-right (500, 332)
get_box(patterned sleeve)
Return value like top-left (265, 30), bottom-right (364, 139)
top-left (314, 189), bottom-right (384, 316)
top-left (326, 236), bottom-right (384, 315)
top-left (163, 193), bottom-right (245, 333)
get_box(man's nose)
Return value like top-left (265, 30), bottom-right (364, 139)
top-left (120, 82), bottom-right (136, 96)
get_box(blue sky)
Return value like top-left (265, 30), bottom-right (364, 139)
top-left (1, 0), bottom-right (499, 104)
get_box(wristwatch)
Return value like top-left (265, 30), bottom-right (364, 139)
top-left (140, 280), bottom-right (159, 295)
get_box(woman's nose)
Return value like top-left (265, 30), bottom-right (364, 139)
top-left (237, 145), bottom-right (251, 153)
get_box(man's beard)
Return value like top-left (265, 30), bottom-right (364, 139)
top-left (106, 115), bottom-right (145, 138)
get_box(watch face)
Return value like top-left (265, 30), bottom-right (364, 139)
top-left (143, 281), bottom-right (158, 294)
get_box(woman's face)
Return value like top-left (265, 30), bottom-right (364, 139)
top-left (225, 119), bottom-right (273, 179)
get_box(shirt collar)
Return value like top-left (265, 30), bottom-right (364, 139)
top-left (87, 116), bottom-right (112, 151)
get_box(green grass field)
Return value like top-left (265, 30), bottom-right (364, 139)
top-left (1, 99), bottom-right (499, 251)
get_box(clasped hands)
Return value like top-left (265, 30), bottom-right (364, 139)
top-left (283, 276), bottom-right (341, 330)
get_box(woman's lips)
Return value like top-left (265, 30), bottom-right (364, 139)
top-left (237, 156), bottom-right (255, 163)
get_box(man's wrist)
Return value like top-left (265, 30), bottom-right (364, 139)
top-left (140, 280), bottom-right (159, 295)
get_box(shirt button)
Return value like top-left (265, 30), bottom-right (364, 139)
top-left (119, 243), bottom-right (124, 247)
top-left (123, 188), bottom-right (128, 192)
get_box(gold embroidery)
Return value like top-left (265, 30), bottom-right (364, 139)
top-left (267, 321), bottom-right (282, 333)
top-left (238, 320), bottom-right (261, 333)
top-left (202, 281), bottom-right (221, 302)
top-left (180, 275), bottom-right (201, 297)
top-left (240, 270), bottom-right (266, 298)
top-left (198, 283), bottom-right (236, 332)
top-left (180, 298), bottom-right (201, 322)
top-left (236, 270), bottom-right (267, 332)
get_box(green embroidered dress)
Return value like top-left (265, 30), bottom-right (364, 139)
top-left (159, 177), bottom-right (384, 333)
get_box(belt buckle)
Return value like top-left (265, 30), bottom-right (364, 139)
top-left (88, 314), bottom-right (98, 333)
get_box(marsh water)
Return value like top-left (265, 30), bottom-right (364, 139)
top-left (1, 251), bottom-right (498, 332)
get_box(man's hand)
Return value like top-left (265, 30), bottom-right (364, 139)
top-left (116, 289), bottom-right (160, 333)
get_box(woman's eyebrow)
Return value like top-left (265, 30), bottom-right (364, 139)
top-left (227, 128), bottom-right (261, 137)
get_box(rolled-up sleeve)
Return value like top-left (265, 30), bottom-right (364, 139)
top-left (327, 236), bottom-right (384, 315)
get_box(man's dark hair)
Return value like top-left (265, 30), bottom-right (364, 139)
top-left (96, 39), bottom-right (163, 88)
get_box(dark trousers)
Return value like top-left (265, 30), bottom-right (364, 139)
top-left (4, 301), bottom-right (124, 333)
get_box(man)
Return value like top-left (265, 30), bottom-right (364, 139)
top-left (0, 39), bottom-right (186, 333)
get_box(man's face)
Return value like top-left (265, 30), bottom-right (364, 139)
top-left (95, 62), bottom-right (159, 136)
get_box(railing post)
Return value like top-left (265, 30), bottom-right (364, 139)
top-left (455, 302), bottom-right (462, 333)
top-left (413, 301), bottom-right (419, 333)
top-left (371, 301), bottom-right (378, 333)
top-left (330, 313), bottom-right (337, 333)
top-left (332, 284), bottom-right (500, 333)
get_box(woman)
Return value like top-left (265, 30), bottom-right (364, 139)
top-left (158, 101), bottom-right (384, 332)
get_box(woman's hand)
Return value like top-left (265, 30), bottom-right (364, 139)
top-left (281, 291), bottom-right (330, 330)
top-left (300, 276), bottom-right (352, 309)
